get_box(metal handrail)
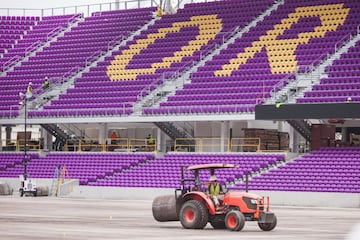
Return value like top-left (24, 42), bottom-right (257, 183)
top-left (1, 55), bottom-right (20, 71)
top-left (173, 122), bottom-right (194, 138)
top-left (46, 26), bottom-right (64, 39)
top-left (335, 33), bottom-right (352, 52)
top-left (297, 51), bottom-right (329, 74)
top-left (31, 65), bottom-right (82, 97)
top-left (1, 39), bottom-right (41, 72)
top-left (84, 34), bottom-right (125, 67)
top-left (1, 24), bottom-right (69, 73)
top-left (174, 137), bottom-right (262, 152)
top-left (2, 136), bottom-right (285, 153)
top-left (31, 34), bottom-right (126, 101)
top-left (67, 13), bottom-right (82, 25)
top-left (9, 105), bottom-right (20, 118)
top-left (107, 35), bottom-right (125, 52)
top-left (85, 50), bottom-right (104, 67)
top-left (269, 71), bottom-right (296, 99)
top-left (219, 26), bottom-right (239, 44)
top-left (25, 39), bottom-right (42, 53)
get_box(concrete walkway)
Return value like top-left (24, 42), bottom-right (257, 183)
top-left (0, 196), bottom-right (359, 240)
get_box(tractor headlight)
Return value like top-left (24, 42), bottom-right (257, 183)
top-left (250, 199), bottom-right (257, 204)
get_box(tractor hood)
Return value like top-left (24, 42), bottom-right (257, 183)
top-left (225, 191), bottom-right (260, 200)
top-left (224, 191), bottom-right (262, 212)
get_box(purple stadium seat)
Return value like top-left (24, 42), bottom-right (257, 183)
top-left (229, 147), bottom-right (360, 193)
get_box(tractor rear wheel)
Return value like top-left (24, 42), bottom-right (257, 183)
top-left (258, 214), bottom-right (277, 231)
top-left (225, 210), bottom-right (245, 231)
top-left (179, 200), bottom-right (208, 229)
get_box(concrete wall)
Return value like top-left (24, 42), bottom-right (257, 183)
top-left (66, 185), bottom-right (360, 208)
top-left (1, 178), bottom-right (358, 208)
top-left (1, 178), bottom-right (52, 192)
top-left (67, 186), bottom-right (175, 200)
top-left (58, 179), bottom-right (79, 197)
top-left (252, 190), bottom-right (360, 208)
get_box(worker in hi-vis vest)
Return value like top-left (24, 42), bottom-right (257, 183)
top-left (208, 175), bottom-right (223, 208)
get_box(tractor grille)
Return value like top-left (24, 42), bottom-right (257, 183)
top-left (242, 197), bottom-right (257, 210)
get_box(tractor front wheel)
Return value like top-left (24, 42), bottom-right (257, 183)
top-left (258, 214), bottom-right (277, 231)
top-left (179, 200), bottom-right (208, 229)
top-left (225, 210), bottom-right (245, 231)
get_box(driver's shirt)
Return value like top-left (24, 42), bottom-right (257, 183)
top-left (209, 183), bottom-right (221, 196)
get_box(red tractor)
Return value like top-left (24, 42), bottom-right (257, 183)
top-left (152, 163), bottom-right (277, 231)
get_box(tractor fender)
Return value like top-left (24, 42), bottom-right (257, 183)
top-left (183, 191), bottom-right (216, 215)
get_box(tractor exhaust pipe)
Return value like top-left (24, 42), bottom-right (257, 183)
top-left (245, 174), bottom-right (249, 192)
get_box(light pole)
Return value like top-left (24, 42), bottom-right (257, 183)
top-left (19, 91), bottom-right (30, 181)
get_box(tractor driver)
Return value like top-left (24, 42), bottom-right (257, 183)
top-left (208, 175), bottom-right (223, 209)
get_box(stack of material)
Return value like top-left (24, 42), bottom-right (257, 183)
top-left (279, 132), bottom-right (290, 150)
top-left (243, 128), bottom-right (265, 152)
top-left (265, 129), bottom-right (280, 151)
top-left (243, 128), bottom-right (289, 151)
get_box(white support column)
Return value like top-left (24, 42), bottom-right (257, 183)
top-left (291, 128), bottom-right (295, 152)
top-left (157, 128), bottom-right (161, 152)
top-left (0, 125), bottom-right (2, 151)
top-left (290, 127), bottom-right (303, 153)
top-left (99, 123), bottom-right (108, 145)
top-left (42, 128), bottom-right (53, 151)
top-left (5, 126), bottom-right (12, 151)
top-left (220, 121), bottom-right (230, 152)
top-left (277, 121), bottom-right (284, 132)
top-left (341, 127), bottom-right (347, 143)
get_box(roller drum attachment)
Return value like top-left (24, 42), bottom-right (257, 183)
top-left (152, 195), bottom-right (179, 222)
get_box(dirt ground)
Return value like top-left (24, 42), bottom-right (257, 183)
top-left (0, 196), bottom-right (359, 240)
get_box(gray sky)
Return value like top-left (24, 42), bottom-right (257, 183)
top-left (0, 0), bottom-right (116, 9)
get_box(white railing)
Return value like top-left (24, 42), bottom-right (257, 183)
top-left (0, 0), bottom-right (228, 18)
top-left (32, 66), bottom-right (82, 97)
top-left (29, 103), bottom-right (133, 118)
top-left (108, 35), bottom-right (125, 52)
top-left (46, 26), bottom-right (65, 39)
top-left (269, 72), bottom-right (296, 101)
top-left (9, 105), bottom-right (20, 118)
top-left (143, 104), bottom-right (255, 115)
top-left (67, 13), bottom-right (83, 25)
top-left (0, 0), bottom-right (158, 18)
top-left (335, 33), bottom-right (352, 52)
top-left (1, 55), bottom-right (21, 72)
top-left (1, 39), bottom-right (42, 72)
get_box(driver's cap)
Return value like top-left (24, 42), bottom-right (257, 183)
top-left (209, 175), bottom-right (217, 182)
